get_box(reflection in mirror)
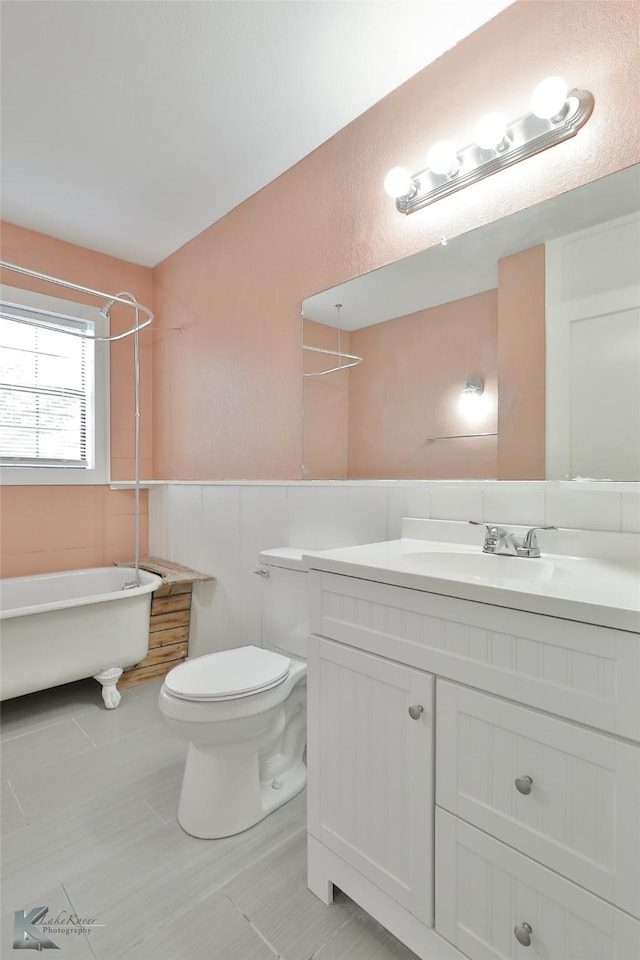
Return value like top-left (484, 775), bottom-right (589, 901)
top-left (302, 164), bottom-right (640, 481)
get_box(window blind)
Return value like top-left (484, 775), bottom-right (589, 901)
top-left (0, 304), bottom-right (95, 469)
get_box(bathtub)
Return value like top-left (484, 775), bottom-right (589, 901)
top-left (0, 566), bottom-right (162, 708)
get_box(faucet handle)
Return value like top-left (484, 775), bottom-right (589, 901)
top-left (520, 525), bottom-right (557, 557)
top-left (469, 520), bottom-right (493, 539)
top-left (468, 520), bottom-right (509, 553)
top-left (469, 520), bottom-right (505, 537)
top-left (523, 525), bottom-right (557, 548)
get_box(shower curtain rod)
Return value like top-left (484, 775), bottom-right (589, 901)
top-left (302, 343), bottom-right (363, 377)
top-left (0, 258), bottom-right (150, 587)
top-left (0, 259), bottom-right (154, 338)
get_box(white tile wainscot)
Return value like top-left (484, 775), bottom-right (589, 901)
top-left (305, 526), bottom-right (640, 960)
top-left (147, 480), bottom-right (639, 659)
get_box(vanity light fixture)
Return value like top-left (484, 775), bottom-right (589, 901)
top-left (426, 140), bottom-right (460, 177)
top-left (474, 112), bottom-right (509, 152)
top-left (384, 77), bottom-right (594, 215)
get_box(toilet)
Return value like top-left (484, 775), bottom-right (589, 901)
top-left (159, 547), bottom-right (309, 839)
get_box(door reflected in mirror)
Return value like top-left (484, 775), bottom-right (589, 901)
top-left (302, 164), bottom-right (640, 481)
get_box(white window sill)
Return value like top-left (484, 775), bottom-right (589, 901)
top-left (1, 468), bottom-right (110, 486)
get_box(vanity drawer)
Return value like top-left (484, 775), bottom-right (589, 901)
top-left (436, 808), bottom-right (640, 960)
top-left (436, 681), bottom-right (640, 916)
top-left (309, 571), bottom-right (640, 740)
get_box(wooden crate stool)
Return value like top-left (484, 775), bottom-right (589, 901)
top-left (115, 557), bottom-right (214, 688)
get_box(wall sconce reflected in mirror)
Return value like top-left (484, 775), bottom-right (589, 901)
top-left (460, 376), bottom-right (483, 405)
top-left (459, 377), bottom-right (489, 419)
top-left (384, 76), bottom-right (594, 215)
top-left (425, 376), bottom-right (496, 442)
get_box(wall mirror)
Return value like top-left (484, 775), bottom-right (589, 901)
top-left (302, 163), bottom-right (640, 481)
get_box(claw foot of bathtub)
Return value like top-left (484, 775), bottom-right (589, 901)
top-left (94, 667), bottom-right (124, 709)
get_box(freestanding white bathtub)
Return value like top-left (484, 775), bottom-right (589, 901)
top-left (0, 566), bottom-right (162, 708)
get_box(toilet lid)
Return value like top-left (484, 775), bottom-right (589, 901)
top-left (164, 645), bottom-right (291, 701)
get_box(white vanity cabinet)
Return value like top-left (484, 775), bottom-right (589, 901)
top-left (306, 567), bottom-right (640, 960)
top-left (307, 638), bottom-right (435, 924)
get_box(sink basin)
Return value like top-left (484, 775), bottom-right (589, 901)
top-left (401, 551), bottom-right (567, 584)
top-left (303, 521), bottom-right (640, 632)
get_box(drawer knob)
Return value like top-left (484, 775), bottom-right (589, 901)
top-left (514, 922), bottom-right (533, 946)
top-left (408, 705), bottom-right (424, 720)
top-left (515, 775), bottom-right (533, 795)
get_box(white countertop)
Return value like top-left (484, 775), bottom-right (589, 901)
top-left (303, 520), bottom-right (640, 633)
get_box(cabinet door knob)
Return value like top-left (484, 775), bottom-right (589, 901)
top-left (514, 922), bottom-right (533, 946)
top-left (408, 705), bottom-right (424, 720)
top-left (515, 775), bottom-right (533, 795)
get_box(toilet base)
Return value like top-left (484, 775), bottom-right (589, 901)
top-left (259, 757), bottom-right (307, 819)
top-left (175, 684), bottom-right (307, 839)
top-left (177, 744), bottom-right (306, 839)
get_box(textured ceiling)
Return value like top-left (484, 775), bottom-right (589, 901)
top-left (0, 0), bottom-right (513, 266)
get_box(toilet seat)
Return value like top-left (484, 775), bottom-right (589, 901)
top-left (164, 645), bottom-right (291, 702)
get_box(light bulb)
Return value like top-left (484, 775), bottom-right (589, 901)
top-left (427, 141), bottom-right (459, 176)
top-left (383, 167), bottom-right (413, 199)
top-left (531, 76), bottom-right (568, 120)
top-left (459, 378), bottom-right (487, 418)
top-left (475, 112), bottom-right (508, 150)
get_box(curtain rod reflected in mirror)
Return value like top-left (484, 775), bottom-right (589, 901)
top-left (303, 304), bottom-right (363, 377)
top-left (301, 164), bottom-right (640, 483)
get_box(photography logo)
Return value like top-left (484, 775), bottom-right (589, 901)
top-left (14, 906), bottom-right (103, 951)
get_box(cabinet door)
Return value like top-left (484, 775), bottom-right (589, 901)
top-left (308, 635), bottom-right (434, 925)
top-left (436, 809), bottom-right (640, 960)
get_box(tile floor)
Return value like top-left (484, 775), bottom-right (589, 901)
top-left (1, 678), bottom-right (419, 960)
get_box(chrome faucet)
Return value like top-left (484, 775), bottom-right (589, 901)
top-left (469, 521), bottom-right (557, 558)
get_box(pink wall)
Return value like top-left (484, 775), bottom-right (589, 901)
top-left (498, 245), bottom-right (546, 479)
top-left (347, 291), bottom-right (498, 479)
top-left (0, 485), bottom-right (149, 578)
top-left (0, 222), bottom-right (153, 577)
top-left (152, 0), bottom-right (640, 480)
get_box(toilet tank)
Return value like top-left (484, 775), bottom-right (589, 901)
top-left (259, 548), bottom-right (309, 660)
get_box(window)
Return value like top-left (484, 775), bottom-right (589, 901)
top-left (0, 285), bottom-right (110, 484)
